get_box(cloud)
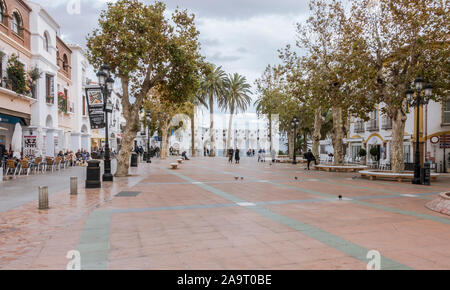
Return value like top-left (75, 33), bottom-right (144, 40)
top-left (162, 0), bottom-right (309, 19)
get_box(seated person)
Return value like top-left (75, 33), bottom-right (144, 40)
top-left (181, 151), bottom-right (189, 160)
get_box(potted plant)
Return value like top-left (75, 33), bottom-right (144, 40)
top-left (6, 54), bottom-right (27, 94)
top-left (58, 91), bottom-right (67, 113)
top-left (359, 148), bottom-right (367, 165)
top-left (370, 147), bottom-right (380, 161)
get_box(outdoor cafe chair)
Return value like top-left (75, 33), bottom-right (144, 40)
top-left (54, 156), bottom-right (62, 170)
top-left (45, 157), bottom-right (56, 172)
top-left (19, 159), bottom-right (32, 176)
top-left (5, 159), bottom-right (19, 176)
top-left (33, 157), bottom-right (45, 174)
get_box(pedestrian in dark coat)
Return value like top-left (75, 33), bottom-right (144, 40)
top-left (305, 149), bottom-right (317, 170)
top-left (235, 149), bottom-right (240, 164)
top-left (228, 149), bottom-right (234, 163)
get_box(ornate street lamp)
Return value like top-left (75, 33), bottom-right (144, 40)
top-left (146, 110), bottom-right (151, 163)
top-left (291, 116), bottom-right (299, 165)
top-left (97, 64), bottom-right (115, 182)
top-left (406, 77), bottom-right (433, 185)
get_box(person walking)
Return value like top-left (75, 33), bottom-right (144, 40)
top-left (228, 148), bottom-right (234, 163)
top-left (235, 149), bottom-right (240, 164)
top-left (0, 141), bottom-right (6, 162)
top-left (305, 149), bottom-right (317, 170)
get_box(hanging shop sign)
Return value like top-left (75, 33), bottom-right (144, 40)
top-left (85, 87), bottom-right (105, 129)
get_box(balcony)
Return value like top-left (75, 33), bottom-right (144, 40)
top-left (382, 117), bottom-right (393, 130)
top-left (366, 120), bottom-right (379, 132)
top-left (354, 122), bottom-right (365, 133)
top-left (1, 77), bottom-right (36, 99)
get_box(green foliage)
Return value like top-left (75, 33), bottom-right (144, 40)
top-left (58, 92), bottom-right (67, 113)
top-left (221, 73), bottom-right (252, 114)
top-left (86, 0), bottom-right (203, 109)
top-left (7, 54), bottom-right (27, 95)
top-left (28, 66), bottom-right (42, 81)
top-left (359, 148), bottom-right (367, 157)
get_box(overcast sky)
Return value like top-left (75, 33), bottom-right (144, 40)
top-left (32, 0), bottom-right (312, 111)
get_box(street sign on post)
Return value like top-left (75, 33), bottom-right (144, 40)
top-left (85, 87), bottom-right (105, 129)
top-left (440, 135), bottom-right (450, 149)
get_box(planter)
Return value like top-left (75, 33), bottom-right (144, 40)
top-left (425, 192), bottom-right (450, 216)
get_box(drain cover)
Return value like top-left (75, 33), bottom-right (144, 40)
top-left (116, 191), bottom-right (141, 197)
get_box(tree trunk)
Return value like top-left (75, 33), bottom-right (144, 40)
top-left (331, 106), bottom-right (345, 165)
top-left (226, 106), bottom-right (234, 150)
top-left (288, 130), bottom-right (294, 159)
top-left (269, 114), bottom-right (273, 153)
top-left (115, 125), bottom-right (138, 177)
top-left (209, 95), bottom-right (215, 157)
top-left (190, 114), bottom-right (195, 157)
top-left (312, 106), bottom-right (322, 161)
top-left (115, 108), bottom-right (139, 177)
top-left (302, 132), bottom-right (308, 154)
top-left (160, 121), bottom-right (170, 159)
top-left (390, 108), bottom-right (407, 172)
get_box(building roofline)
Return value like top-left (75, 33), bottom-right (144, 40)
top-left (56, 35), bottom-right (72, 54)
top-left (28, 1), bottom-right (60, 30)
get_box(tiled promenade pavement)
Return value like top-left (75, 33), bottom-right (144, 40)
top-left (0, 157), bottom-right (449, 270)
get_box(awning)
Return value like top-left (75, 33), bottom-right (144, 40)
top-left (0, 109), bottom-right (30, 126)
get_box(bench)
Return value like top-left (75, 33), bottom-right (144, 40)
top-left (360, 170), bottom-right (440, 182)
top-left (170, 163), bottom-right (178, 169)
top-left (177, 159), bottom-right (183, 164)
top-left (316, 165), bottom-right (368, 173)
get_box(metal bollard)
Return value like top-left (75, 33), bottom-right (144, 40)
top-left (38, 186), bottom-right (49, 209)
top-left (70, 177), bottom-right (78, 195)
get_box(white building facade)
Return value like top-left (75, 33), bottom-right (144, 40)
top-left (27, 1), bottom-right (60, 157)
top-left (68, 44), bottom-right (91, 152)
top-left (344, 99), bottom-right (450, 172)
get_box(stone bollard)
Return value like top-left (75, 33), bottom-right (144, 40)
top-left (38, 186), bottom-right (49, 209)
top-left (70, 177), bottom-right (78, 195)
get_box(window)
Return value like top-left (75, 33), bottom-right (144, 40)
top-left (11, 12), bottom-right (21, 35)
top-left (0, 2), bottom-right (4, 24)
top-left (44, 32), bottom-right (49, 52)
top-left (82, 95), bottom-right (86, 116)
top-left (444, 98), bottom-right (450, 124)
top-left (367, 110), bottom-right (379, 131)
top-left (45, 74), bottom-right (54, 104)
top-left (63, 54), bottom-right (68, 72)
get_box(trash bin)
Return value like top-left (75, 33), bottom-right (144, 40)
top-left (143, 152), bottom-right (148, 161)
top-left (86, 160), bottom-right (101, 188)
top-left (421, 162), bottom-right (431, 186)
top-left (130, 152), bottom-right (138, 167)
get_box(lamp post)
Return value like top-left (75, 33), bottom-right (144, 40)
top-left (146, 110), bottom-right (151, 163)
top-left (291, 116), bottom-right (299, 164)
top-left (406, 77), bottom-right (433, 185)
top-left (96, 65), bottom-right (115, 182)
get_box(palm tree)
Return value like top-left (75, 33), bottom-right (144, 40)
top-left (199, 65), bottom-right (226, 157)
top-left (221, 73), bottom-right (252, 150)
